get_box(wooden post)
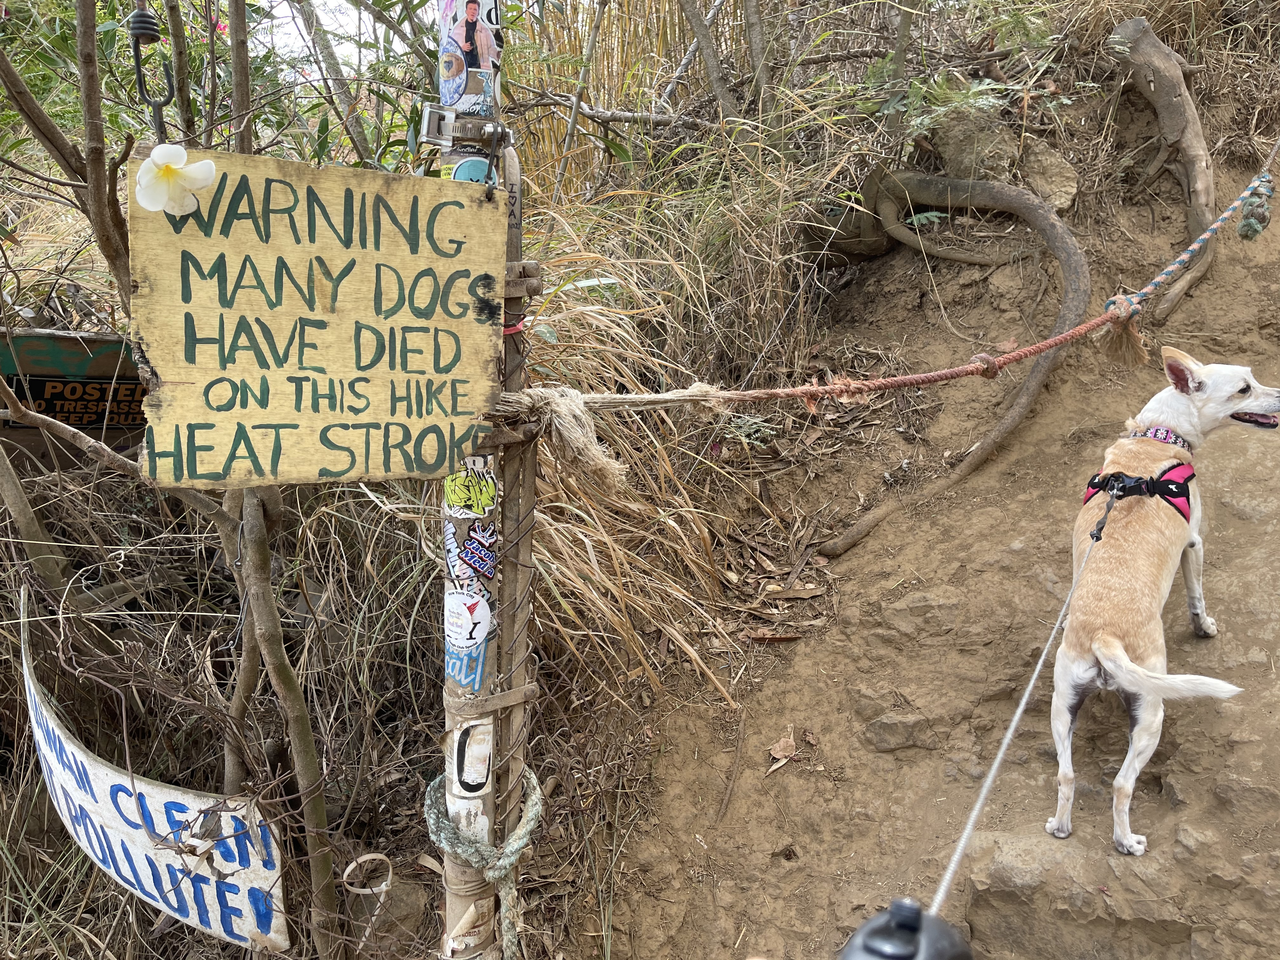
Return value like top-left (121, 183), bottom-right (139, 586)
top-left (496, 146), bottom-right (538, 840)
top-left (435, 162), bottom-right (539, 954)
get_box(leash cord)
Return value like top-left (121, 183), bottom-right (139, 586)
top-left (927, 492), bottom-right (1116, 915)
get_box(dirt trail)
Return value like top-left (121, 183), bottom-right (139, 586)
top-left (614, 170), bottom-right (1280, 959)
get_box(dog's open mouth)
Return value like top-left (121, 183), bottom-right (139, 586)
top-left (1231, 411), bottom-right (1280, 428)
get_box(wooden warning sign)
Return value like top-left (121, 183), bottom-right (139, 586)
top-left (128, 150), bottom-right (505, 488)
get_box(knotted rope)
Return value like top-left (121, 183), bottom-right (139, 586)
top-left (492, 141), bottom-right (1279, 490)
top-left (1103, 151), bottom-right (1279, 324)
top-left (424, 768), bottom-right (544, 960)
top-left (1238, 174), bottom-right (1273, 241)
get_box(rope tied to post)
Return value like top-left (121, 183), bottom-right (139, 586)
top-left (424, 768), bottom-right (544, 960)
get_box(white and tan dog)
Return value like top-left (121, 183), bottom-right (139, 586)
top-left (1046, 347), bottom-right (1280, 856)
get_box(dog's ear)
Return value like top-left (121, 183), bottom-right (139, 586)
top-left (1162, 347), bottom-right (1204, 395)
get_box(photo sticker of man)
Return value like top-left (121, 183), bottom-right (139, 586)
top-left (451, 0), bottom-right (497, 71)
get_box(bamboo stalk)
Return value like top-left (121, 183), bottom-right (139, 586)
top-left (552, 0), bottom-right (610, 204)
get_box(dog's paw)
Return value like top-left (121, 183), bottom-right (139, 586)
top-left (1045, 818), bottom-right (1072, 840)
top-left (1193, 614), bottom-right (1218, 638)
top-left (1114, 833), bottom-right (1147, 856)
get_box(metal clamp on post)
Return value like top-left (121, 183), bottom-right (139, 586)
top-left (420, 104), bottom-right (457, 150)
top-left (418, 110), bottom-right (508, 153)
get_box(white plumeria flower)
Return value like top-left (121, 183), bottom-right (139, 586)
top-left (135, 144), bottom-right (216, 216)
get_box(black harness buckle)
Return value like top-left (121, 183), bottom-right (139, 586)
top-left (1103, 473), bottom-right (1156, 499)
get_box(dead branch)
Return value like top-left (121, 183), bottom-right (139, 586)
top-left (1109, 17), bottom-right (1215, 320)
top-left (659, 0), bottom-right (729, 105)
top-left (341, 0), bottom-right (436, 79)
top-left (0, 377), bottom-right (237, 540)
top-left (242, 489), bottom-right (342, 960)
top-left (513, 88), bottom-right (720, 130)
top-left (0, 443), bottom-right (70, 592)
top-left (676, 0), bottom-right (742, 120)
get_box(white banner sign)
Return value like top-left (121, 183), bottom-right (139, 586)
top-left (22, 643), bottom-right (290, 951)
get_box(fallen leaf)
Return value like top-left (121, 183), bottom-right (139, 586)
top-left (834, 392), bottom-right (872, 406)
top-left (769, 736), bottom-right (796, 760)
top-left (765, 756), bottom-right (791, 776)
top-left (740, 627), bottom-right (801, 644)
top-left (993, 337), bottom-right (1019, 353)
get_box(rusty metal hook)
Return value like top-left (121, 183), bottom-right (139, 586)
top-left (127, 0), bottom-right (175, 142)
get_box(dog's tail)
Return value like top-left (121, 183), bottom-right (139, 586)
top-left (1093, 636), bottom-right (1242, 700)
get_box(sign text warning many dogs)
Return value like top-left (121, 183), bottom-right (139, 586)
top-left (129, 150), bottom-right (504, 488)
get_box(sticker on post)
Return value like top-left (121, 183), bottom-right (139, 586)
top-left (442, 720), bottom-right (493, 846)
top-left (443, 456), bottom-right (496, 519)
top-left (444, 631), bottom-right (487, 693)
top-left (449, 719), bottom-right (493, 798)
top-left (443, 523), bottom-right (492, 601)
top-left (21, 643), bottom-right (290, 951)
top-left (438, 0), bottom-right (502, 119)
top-left (443, 589), bottom-right (491, 651)
top-left (458, 537), bottom-right (496, 580)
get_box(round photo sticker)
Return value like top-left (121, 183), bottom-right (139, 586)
top-left (449, 156), bottom-right (493, 183)
top-left (439, 37), bottom-right (468, 107)
top-left (443, 588), bottom-right (491, 651)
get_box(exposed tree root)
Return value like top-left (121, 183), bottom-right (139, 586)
top-left (819, 172), bottom-right (1091, 557)
top-left (1108, 17), bottom-right (1215, 321)
top-left (876, 190), bottom-right (1018, 266)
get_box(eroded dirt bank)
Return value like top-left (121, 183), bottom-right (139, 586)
top-left (613, 172), bottom-right (1280, 960)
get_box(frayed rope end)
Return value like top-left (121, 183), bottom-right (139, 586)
top-left (494, 387), bottom-right (628, 496)
top-left (1094, 313), bottom-right (1149, 367)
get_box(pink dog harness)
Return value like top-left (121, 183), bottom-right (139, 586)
top-left (1083, 462), bottom-right (1196, 522)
